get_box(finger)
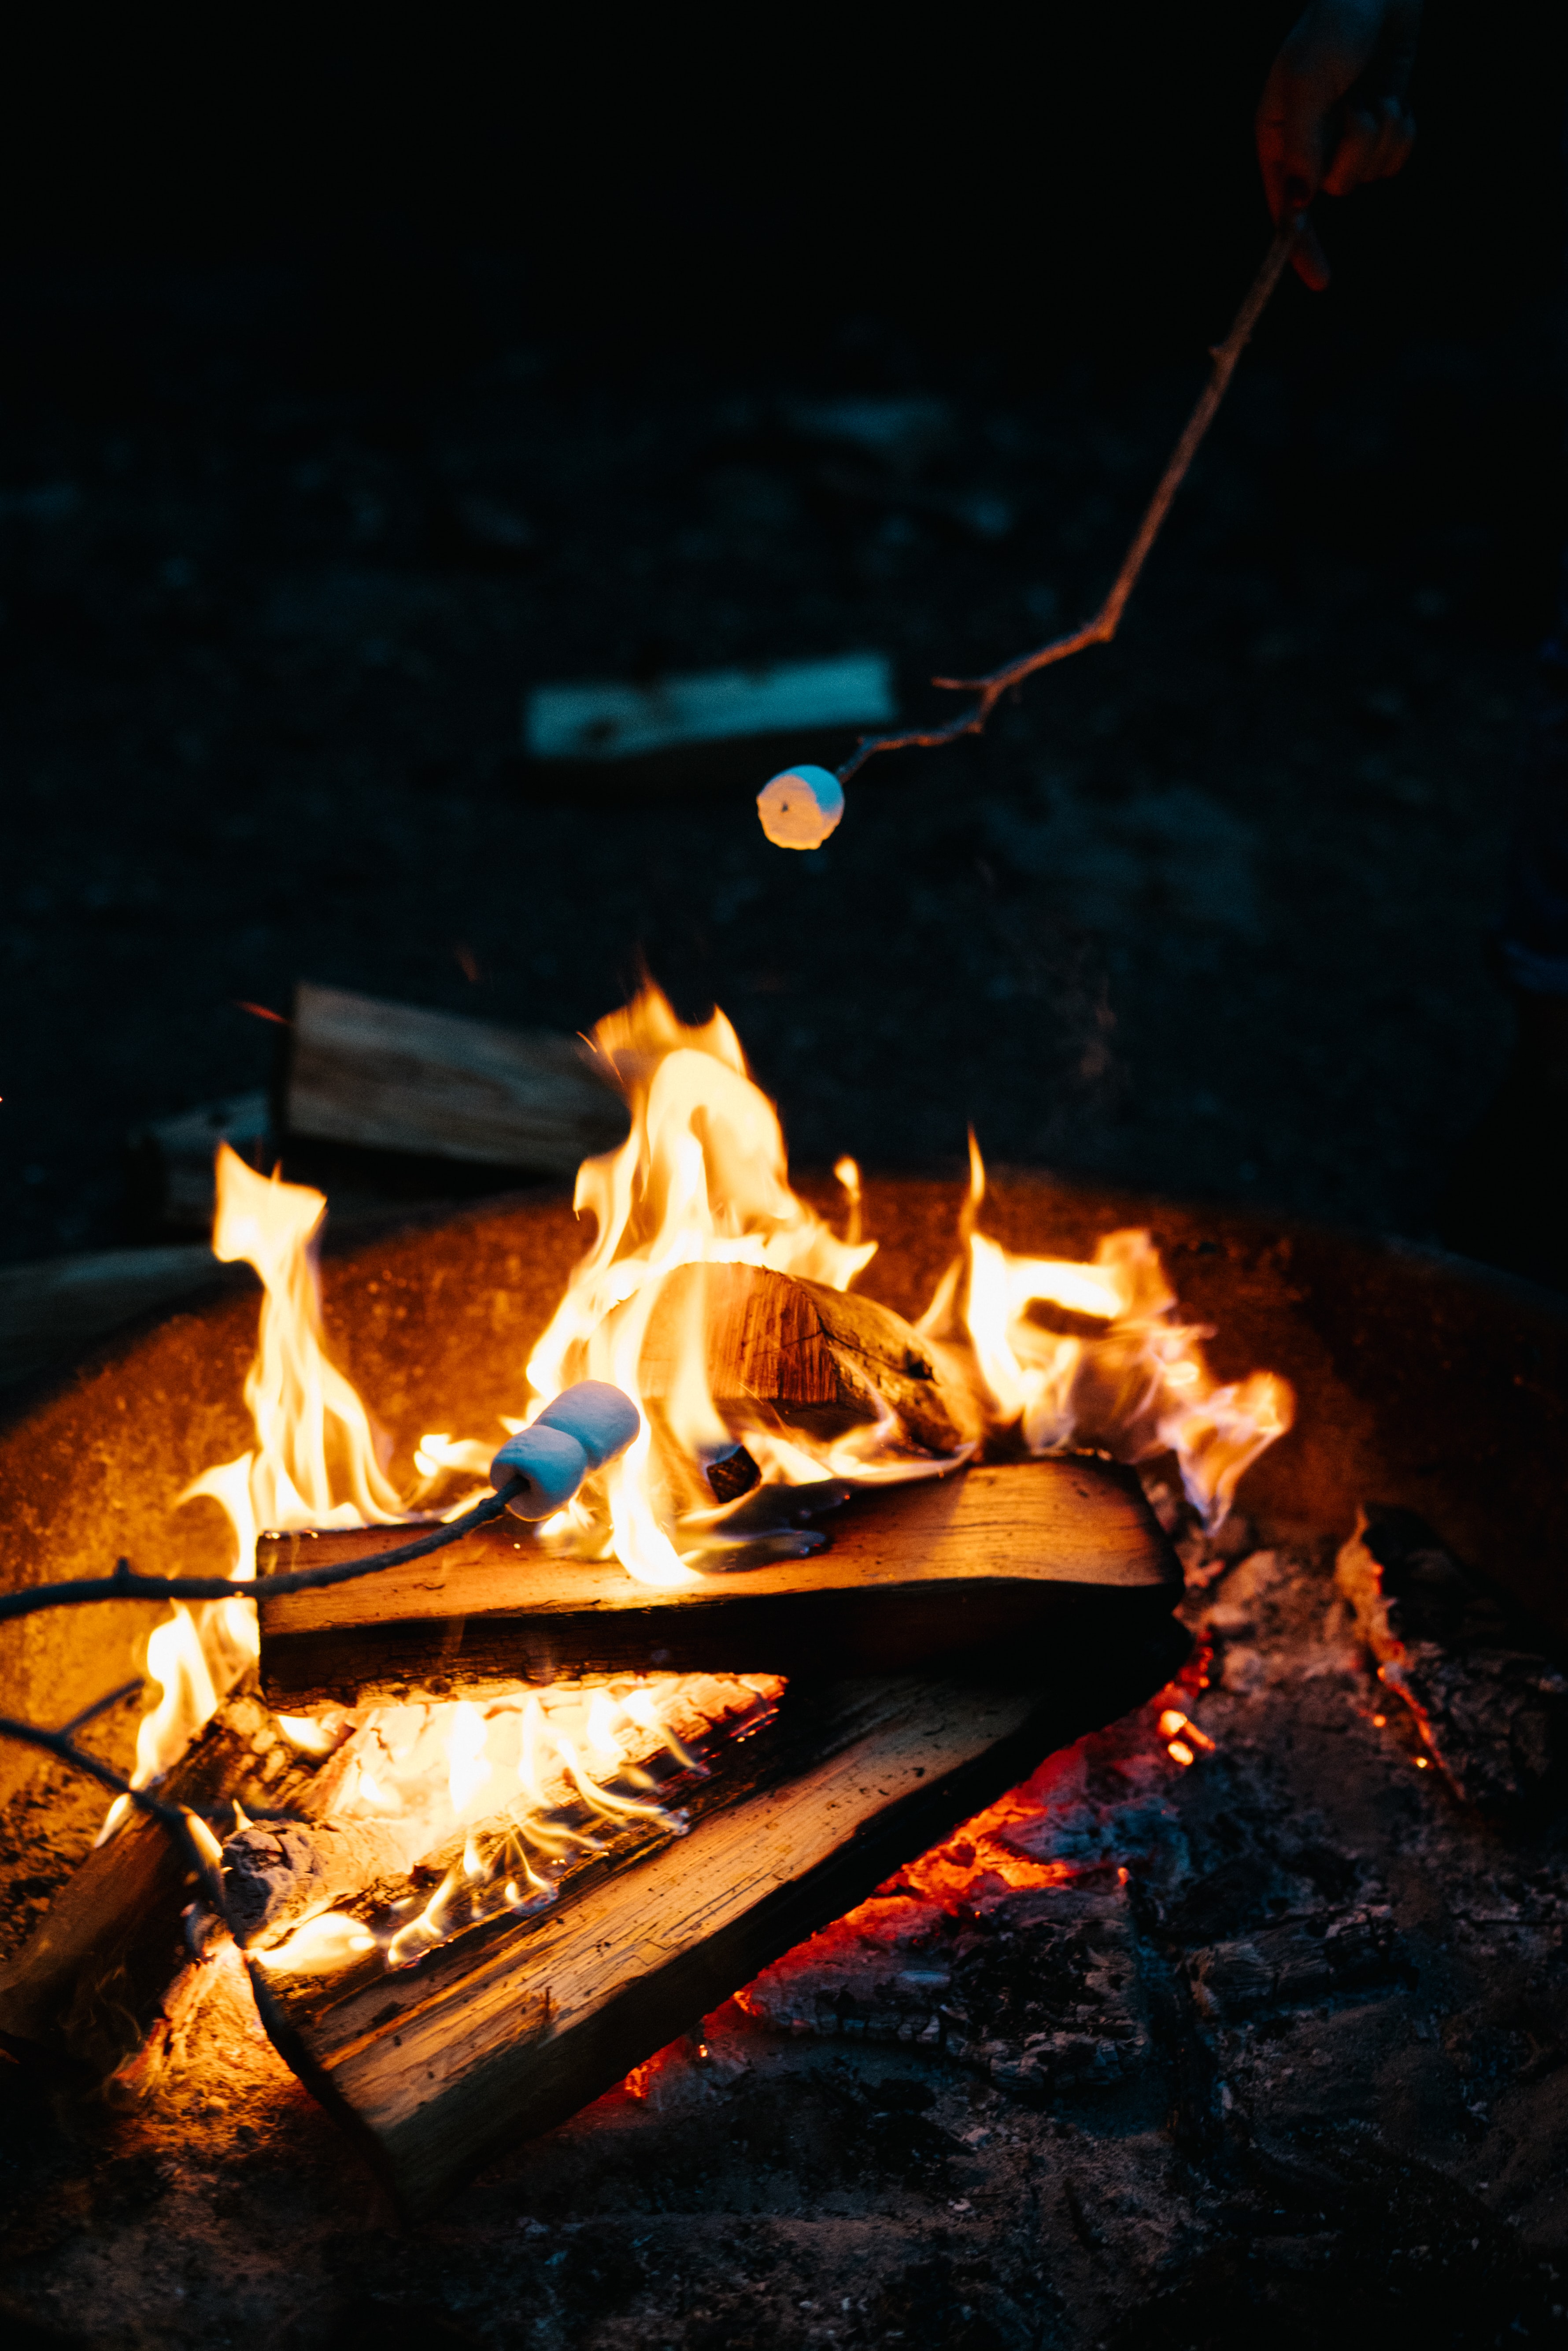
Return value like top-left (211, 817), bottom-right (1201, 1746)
top-left (1372, 106), bottom-right (1416, 181)
top-left (1324, 91), bottom-right (1417, 193)
top-left (1257, 51), bottom-right (1334, 221)
top-left (1291, 213), bottom-right (1332, 292)
top-left (1321, 101), bottom-right (1388, 196)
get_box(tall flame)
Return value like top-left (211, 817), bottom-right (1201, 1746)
top-left (101, 1147), bottom-right (408, 1834)
top-left (523, 986), bottom-right (880, 1582)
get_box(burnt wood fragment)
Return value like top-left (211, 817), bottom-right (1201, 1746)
top-left (743, 1880), bottom-right (1151, 2099)
top-left (1186, 1905), bottom-right (1404, 2022)
top-left (1337, 1507), bottom-right (1568, 1817)
top-left (255, 1460), bottom-right (1180, 1707)
top-left (637, 1260), bottom-right (980, 1455)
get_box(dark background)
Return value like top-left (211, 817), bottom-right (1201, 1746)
top-left (1, 3), bottom-right (1564, 1267)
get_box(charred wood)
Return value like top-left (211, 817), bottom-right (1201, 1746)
top-left (743, 1880), bottom-right (1151, 2100)
top-left (637, 1260), bottom-right (981, 1456)
top-left (1186, 1905), bottom-right (1404, 2022)
top-left (1337, 1508), bottom-right (1568, 1817)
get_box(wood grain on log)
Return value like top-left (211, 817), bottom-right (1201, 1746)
top-left (256, 1459), bottom-right (1178, 1707)
top-left (285, 982), bottom-right (626, 1173)
top-left (251, 1662), bottom-right (1163, 2216)
top-left (638, 1261), bottom-right (980, 1455)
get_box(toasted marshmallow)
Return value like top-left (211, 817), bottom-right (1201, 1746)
top-left (756, 764), bottom-right (845, 850)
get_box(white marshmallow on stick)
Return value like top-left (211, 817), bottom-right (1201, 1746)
top-left (756, 764), bottom-right (845, 850)
top-left (533, 1379), bottom-right (641, 1468)
top-left (488, 1424), bottom-right (591, 1521)
top-left (488, 1380), bottom-right (641, 1520)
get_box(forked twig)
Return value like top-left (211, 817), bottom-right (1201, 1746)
top-left (0, 1688), bottom-right (225, 1903)
top-left (837, 214), bottom-right (1302, 785)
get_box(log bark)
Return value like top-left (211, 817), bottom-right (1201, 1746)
top-left (256, 1459), bottom-right (1179, 1707)
top-left (284, 982), bottom-right (626, 1174)
top-left (637, 1260), bottom-right (981, 1455)
top-left (249, 1638), bottom-right (1183, 2217)
top-left (0, 1685), bottom-right (329, 2075)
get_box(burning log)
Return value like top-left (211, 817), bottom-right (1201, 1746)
top-left (255, 1459), bottom-right (1178, 1707)
top-left (248, 1659), bottom-right (1171, 2215)
top-left (284, 982), bottom-right (626, 1174)
top-left (223, 1816), bottom-right (423, 1948)
top-left (637, 1259), bottom-right (980, 1455)
top-left (0, 1686), bottom-right (331, 2076)
top-left (222, 1672), bottom-right (778, 1949)
top-left (1336, 1507), bottom-right (1568, 1818)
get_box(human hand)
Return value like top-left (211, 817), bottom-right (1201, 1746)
top-left (1257, 0), bottom-right (1422, 288)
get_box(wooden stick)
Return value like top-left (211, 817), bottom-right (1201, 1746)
top-left (256, 1459), bottom-right (1177, 1707)
top-left (250, 1648), bottom-right (1182, 2216)
top-left (836, 215), bottom-right (1302, 784)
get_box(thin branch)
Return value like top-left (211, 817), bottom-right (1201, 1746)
top-left (59, 1677), bottom-right (144, 1737)
top-left (0, 1476), bottom-right (526, 1629)
top-left (837, 214), bottom-right (1302, 786)
top-left (0, 1708), bottom-right (223, 1906)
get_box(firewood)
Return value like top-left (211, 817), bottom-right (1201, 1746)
top-left (0, 1686), bottom-right (329, 2076)
top-left (637, 1260), bottom-right (981, 1455)
top-left (284, 982), bottom-right (626, 1173)
top-left (255, 1459), bottom-right (1177, 1708)
top-left (249, 1651), bottom-right (1179, 2216)
top-left (222, 1673), bottom-right (777, 1947)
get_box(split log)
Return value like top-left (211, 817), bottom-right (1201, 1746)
top-left (638, 1260), bottom-right (981, 1455)
top-left (0, 1685), bottom-right (332, 2076)
top-left (222, 1673), bottom-right (778, 1947)
top-left (250, 1640), bottom-right (1182, 2216)
top-left (256, 1459), bottom-right (1180, 1707)
top-left (284, 982), bottom-right (626, 1174)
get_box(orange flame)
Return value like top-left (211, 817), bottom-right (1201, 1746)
top-left (916, 1138), bottom-right (1292, 1529)
top-left (101, 1146), bottom-right (407, 1835)
top-left (107, 989), bottom-right (1291, 1908)
top-left (521, 986), bottom-right (886, 1582)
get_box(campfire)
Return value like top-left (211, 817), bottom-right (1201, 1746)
top-left (0, 984), bottom-right (1300, 2210)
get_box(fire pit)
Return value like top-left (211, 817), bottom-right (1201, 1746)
top-left (1, 1004), bottom-right (1566, 2340)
